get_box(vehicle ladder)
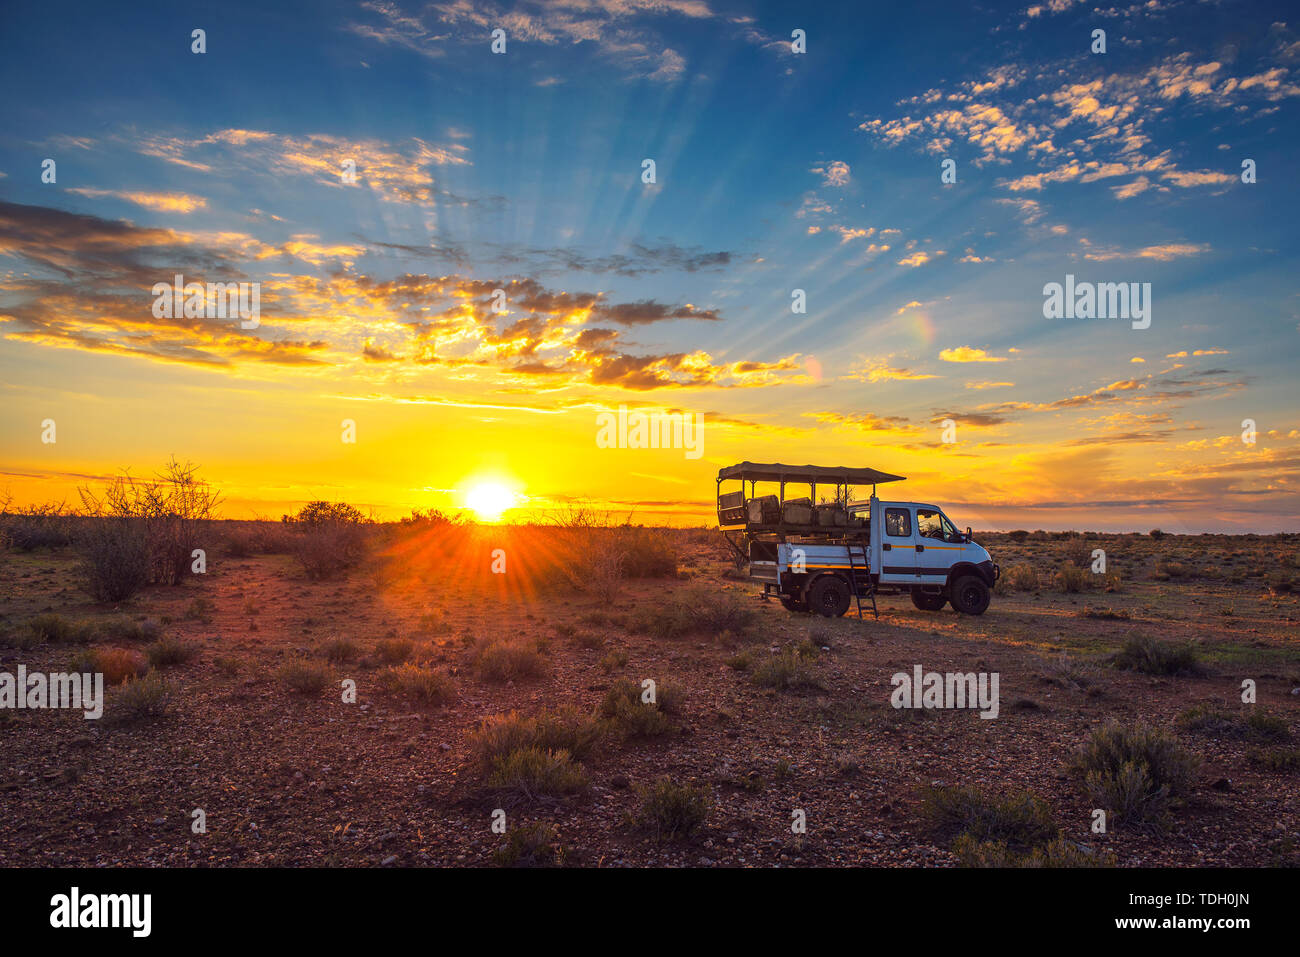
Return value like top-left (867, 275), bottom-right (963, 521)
top-left (844, 540), bottom-right (877, 620)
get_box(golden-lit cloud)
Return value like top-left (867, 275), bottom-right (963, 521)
top-left (940, 346), bottom-right (1008, 363)
top-left (66, 188), bottom-right (208, 213)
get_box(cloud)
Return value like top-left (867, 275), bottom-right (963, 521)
top-left (858, 47), bottom-right (1300, 207)
top-left (811, 161), bottom-right (851, 187)
top-left (65, 189), bottom-right (208, 213)
top-left (133, 129), bottom-right (469, 206)
top-left (591, 301), bottom-right (720, 326)
top-left (1077, 238), bottom-right (1210, 261)
top-left (351, 0), bottom-right (712, 82)
top-left (846, 358), bottom-right (939, 383)
top-left (898, 250), bottom-right (943, 267)
top-left (940, 346), bottom-right (1009, 363)
top-left (0, 201), bottom-right (808, 393)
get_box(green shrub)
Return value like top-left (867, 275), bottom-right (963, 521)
top-left (108, 673), bottom-right (173, 724)
top-left (632, 779), bottom-right (710, 840)
top-left (1247, 746), bottom-right (1300, 772)
top-left (598, 679), bottom-right (675, 738)
top-left (492, 822), bottom-right (565, 867)
top-left (1113, 635), bottom-right (1203, 676)
top-left (952, 834), bottom-right (1114, 868)
top-left (146, 636), bottom-right (198, 668)
top-left (751, 646), bottom-right (821, 691)
top-left (1177, 704), bottom-right (1290, 742)
top-left (485, 748), bottom-right (588, 801)
top-left (919, 786), bottom-right (1057, 849)
top-left (1073, 721), bottom-right (1198, 828)
top-left (26, 613), bottom-right (94, 645)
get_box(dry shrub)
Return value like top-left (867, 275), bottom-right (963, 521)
top-left (76, 459), bottom-right (221, 597)
top-left (1, 502), bottom-right (74, 551)
top-left (283, 502), bottom-right (370, 580)
top-left (1057, 565), bottom-right (1090, 593)
top-left (1006, 562), bottom-right (1038, 591)
top-left (1063, 538), bottom-right (1092, 568)
top-left (378, 662), bottom-right (455, 705)
top-left (90, 648), bottom-right (149, 685)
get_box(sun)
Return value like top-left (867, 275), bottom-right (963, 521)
top-left (464, 482), bottom-right (517, 523)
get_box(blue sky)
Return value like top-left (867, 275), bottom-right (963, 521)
top-left (1, 0), bottom-right (1297, 530)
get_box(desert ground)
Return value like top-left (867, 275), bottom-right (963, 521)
top-left (1, 517), bottom-right (1297, 867)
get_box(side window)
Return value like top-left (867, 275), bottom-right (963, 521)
top-left (885, 507), bottom-right (911, 537)
top-left (917, 508), bottom-right (942, 539)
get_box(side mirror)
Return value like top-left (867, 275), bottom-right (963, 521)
top-left (965, 526), bottom-right (973, 542)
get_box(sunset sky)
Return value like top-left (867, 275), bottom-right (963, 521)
top-left (1, 0), bottom-right (1297, 531)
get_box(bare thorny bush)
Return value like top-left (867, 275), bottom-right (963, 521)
top-left (77, 458), bottom-right (222, 601)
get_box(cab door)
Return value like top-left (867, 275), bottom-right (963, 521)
top-left (914, 506), bottom-right (959, 585)
top-left (878, 504), bottom-right (917, 583)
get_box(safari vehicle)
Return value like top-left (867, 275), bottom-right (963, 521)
top-left (717, 462), bottom-right (999, 618)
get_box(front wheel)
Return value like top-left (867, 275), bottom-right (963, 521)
top-left (949, 575), bottom-right (991, 615)
top-left (808, 575), bottom-right (851, 618)
top-left (911, 592), bottom-right (947, 611)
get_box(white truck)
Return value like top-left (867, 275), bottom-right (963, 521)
top-left (717, 462), bottom-right (999, 618)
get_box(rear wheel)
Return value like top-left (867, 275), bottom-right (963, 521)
top-left (949, 575), bottom-right (991, 615)
top-left (911, 591), bottom-right (947, 611)
top-left (808, 575), bottom-right (852, 618)
top-left (779, 593), bottom-right (808, 613)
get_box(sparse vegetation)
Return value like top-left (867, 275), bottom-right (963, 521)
top-left (82, 647), bottom-right (149, 685)
top-left (485, 748), bottom-right (589, 802)
top-left (25, 613), bottom-right (94, 645)
top-left (1112, 634), bottom-right (1204, 676)
top-left (751, 645), bottom-right (821, 690)
top-left (378, 663), bottom-right (455, 705)
top-left (919, 785), bottom-right (1057, 849)
top-left (471, 639), bottom-right (547, 682)
top-left (146, 636), bottom-right (198, 668)
top-left (1177, 704), bottom-right (1291, 742)
top-left (277, 659), bottom-right (331, 694)
top-left (375, 639), bottom-right (414, 664)
top-left (1073, 721), bottom-right (1198, 828)
top-left (320, 636), bottom-right (361, 664)
top-left (598, 678), bottom-right (677, 738)
top-left (108, 673), bottom-right (174, 725)
top-left (492, 821), bottom-right (565, 867)
top-left (469, 709), bottom-right (602, 770)
top-left (631, 779), bottom-right (710, 840)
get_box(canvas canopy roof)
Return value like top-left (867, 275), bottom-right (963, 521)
top-left (717, 462), bottom-right (906, 485)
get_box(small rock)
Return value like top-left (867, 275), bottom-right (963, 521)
top-left (611, 774), bottom-right (630, 790)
